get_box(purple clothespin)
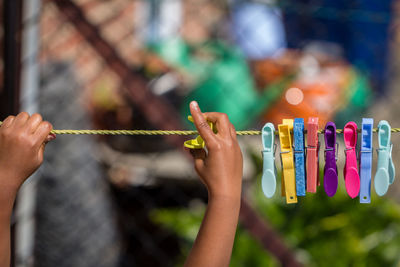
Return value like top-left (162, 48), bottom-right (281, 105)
top-left (324, 122), bottom-right (338, 197)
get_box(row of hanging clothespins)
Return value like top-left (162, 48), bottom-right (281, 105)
top-left (0, 117), bottom-right (396, 204)
top-left (260, 118), bottom-right (395, 204)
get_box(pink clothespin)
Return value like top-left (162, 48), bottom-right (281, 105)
top-left (343, 121), bottom-right (360, 198)
top-left (306, 117), bottom-right (319, 193)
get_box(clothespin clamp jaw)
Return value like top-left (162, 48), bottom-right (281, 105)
top-left (184, 116), bottom-right (217, 149)
top-left (261, 123), bottom-right (277, 198)
top-left (324, 122), bottom-right (338, 197)
top-left (343, 121), bottom-right (360, 199)
top-left (374, 120), bottom-right (395, 196)
top-left (324, 143), bottom-right (339, 161)
top-left (359, 118), bottom-right (374, 203)
top-left (278, 119), bottom-right (297, 204)
top-left (306, 117), bottom-right (319, 193)
top-left (389, 143), bottom-right (395, 185)
top-left (293, 118), bottom-right (306, 196)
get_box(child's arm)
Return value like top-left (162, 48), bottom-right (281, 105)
top-left (0, 113), bottom-right (54, 267)
top-left (184, 101), bottom-right (243, 267)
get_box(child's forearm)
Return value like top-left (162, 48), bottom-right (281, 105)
top-left (0, 173), bottom-right (18, 267)
top-left (0, 214), bottom-right (11, 267)
top-left (184, 193), bottom-right (241, 267)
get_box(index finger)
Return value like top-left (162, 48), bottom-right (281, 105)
top-left (189, 101), bottom-right (217, 145)
top-left (1, 115), bottom-right (15, 128)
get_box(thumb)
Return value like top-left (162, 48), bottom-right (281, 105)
top-left (190, 149), bottom-right (206, 175)
top-left (38, 133), bottom-right (56, 162)
top-left (45, 133), bottom-right (57, 143)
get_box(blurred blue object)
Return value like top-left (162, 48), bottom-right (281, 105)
top-left (231, 2), bottom-right (287, 60)
top-left (283, 0), bottom-right (392, 93)
top-left (137, 0), bottom-right (182, 45)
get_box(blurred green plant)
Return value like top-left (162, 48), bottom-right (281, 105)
top-left (151, 150), bottom-right (400, 267)
top-left (150, 203), bottom-right (279, 267)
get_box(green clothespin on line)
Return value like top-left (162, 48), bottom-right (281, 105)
top-left (184, 116), bottom-right (217, 149)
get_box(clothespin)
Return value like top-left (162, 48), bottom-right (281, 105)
top-left (278, 119), bottom-right (297, 204)
top-left (324, 122), bottom-right (338, 197)
top-left (359, 118), bottom-right (373, 203)
top-left (343, 121), bottom-right (360, 198)
top-left (294, 118), bottom-right (306, 196)
top-left (280, 119), bottom-right (294, 197)
top-left (306, 117), bottom-right (319, 193)
top-left (374, 120), bottom-right (396, 196)
top-left (261, 123), bottom-right (277, 198)
top-left (184, 116), bottom-right (216, 149)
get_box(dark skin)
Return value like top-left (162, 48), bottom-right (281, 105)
top-left (0, 102), bottom-right (243, 267)
top-left (184, 101), bottom-right (243, 267)
top-left (0, 112), bottom-right (54, 267)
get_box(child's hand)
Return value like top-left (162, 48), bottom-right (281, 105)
top-left (189, 101), bottom-right (243, 200)
top-left (0, 112), bottom-right (55, 190)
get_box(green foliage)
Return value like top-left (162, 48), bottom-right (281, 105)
top-left (151, 204), bottom-right (279, 267)
top-left (250, 177), bottom-right (400, 267)
top-left (151, 150), bottom-right (400, 266)
top-left (250, 148), bottom-right (400, 267)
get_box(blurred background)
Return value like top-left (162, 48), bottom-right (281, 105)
top-left (1, 0), bottom-right (400, 266)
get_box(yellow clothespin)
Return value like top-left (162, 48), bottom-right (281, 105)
top-left (278, 119), bottom-right (294, 197)
top-left (280, 119), bottom-right (294, 197)
top-left (279, 119), bottom-right (297, 204)
top-left (184, 116), bottom-right (216, 149)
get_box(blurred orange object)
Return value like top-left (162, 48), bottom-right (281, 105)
top-left (263, 64), bottom-right (352, 126)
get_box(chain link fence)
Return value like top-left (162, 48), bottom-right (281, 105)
top-left (2, 0), bottom-right (400, 266)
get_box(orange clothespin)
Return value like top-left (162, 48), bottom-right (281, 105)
top-left (278, 119), bottom-right (297, 204)
top-left (306, 117), bottom-right (320, 193)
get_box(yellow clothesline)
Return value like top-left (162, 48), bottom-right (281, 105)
top-left (26, 128), bottom-right (400, 135)
top-left (50, 129), bottom-right (260, 135)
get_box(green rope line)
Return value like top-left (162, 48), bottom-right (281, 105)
top-left (1, 121), bottom-right (400, 135)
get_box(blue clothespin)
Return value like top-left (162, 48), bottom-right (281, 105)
top-left (374, 120), bottom-right (396, 196)
top-left (359, 118), bottom-right (373, 203)
top-left (294, 118), bottom-right (306, 196)
top-left (261, 123), bottom-right (277, 198)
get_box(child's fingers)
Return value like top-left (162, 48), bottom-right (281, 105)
top-left (190, 101), bottom-right (217, 146)
top-left (229, 123), bottom-right (237, 141)
top-left (189, 148), bottom-right (206, 160)
top-left (1, 115), bottom-right (15, 128)
top-left (14, 112), bottom-right (30, 127)
top-left (26, 113), bottom-right (43, 133)
top-left (202, 112), bottom-right (231, 138)
top-left (33, 121), bottom-right (53, 147)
